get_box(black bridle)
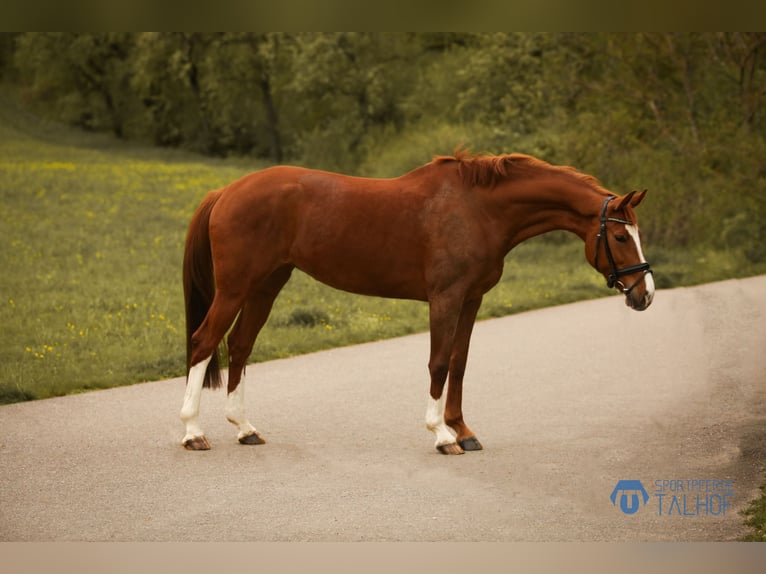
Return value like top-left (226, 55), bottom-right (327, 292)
top-left (594, 196), bottom-right (653, 295)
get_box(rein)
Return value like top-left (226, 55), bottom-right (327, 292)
top-left (594, 196), bottom-right (653, 295)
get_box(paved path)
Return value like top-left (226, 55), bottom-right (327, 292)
top-left (1, 276), bottom-right (765, 541)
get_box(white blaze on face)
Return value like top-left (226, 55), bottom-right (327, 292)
top-left (625, 224), bottom-right (655, 302)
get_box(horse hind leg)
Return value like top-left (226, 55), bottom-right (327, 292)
top-left (180, 355), bottom-right (213, 450)
top-left (226, 266), bottom-right (293, 445)
top-left (181, 291), bottom-right (247, 450)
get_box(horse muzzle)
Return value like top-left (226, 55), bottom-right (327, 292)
top-left (621, 270), bottom-right (655, 311)
top-left (625, 290), bottom-right (653, 311)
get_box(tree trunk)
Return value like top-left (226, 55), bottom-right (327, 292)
top-left (260, 74), bottom-right (283, 163)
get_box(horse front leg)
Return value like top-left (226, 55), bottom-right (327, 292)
top-left (425, 292), bottom-right (465, 455)
top-left (444, 296), bottom-right (483, 451)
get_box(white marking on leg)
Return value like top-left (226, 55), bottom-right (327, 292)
top-left (226, 379), bottom-right (259, 440)
top-left (426, 393), bottom-right (456, 447)
top-left (180, 355), bottom-right (211, 444)
top-left (626, 224), bottom-right (655, 303)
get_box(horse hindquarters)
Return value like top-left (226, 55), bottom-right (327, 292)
top-left (181, 181), bottom-right (295, 450)
top-left (183, 190), bottom-right (225, 390)
top-left (180, 190), bottom-right (254, 450)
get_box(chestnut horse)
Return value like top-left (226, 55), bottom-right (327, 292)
top-left (180, 151), bottom-right (654, 453)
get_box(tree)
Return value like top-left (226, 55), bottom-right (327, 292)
top-left (707, 33), bottom-right (766, 132)
top-left (130, 33), bottom-right (218, 150)
top-left (0, 33), bottom-right (20, 80)
top-left (202, 33), bottom-right (288, 161)
top-left (14, 33), bottom-right (134, 138)
top-left (283, 33), bottom-right (422, 171)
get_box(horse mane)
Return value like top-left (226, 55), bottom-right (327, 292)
top-left (432, 149), bottom-right (609, 194)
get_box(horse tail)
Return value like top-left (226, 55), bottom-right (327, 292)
top-left (183, 190), bottom-right (225, 389)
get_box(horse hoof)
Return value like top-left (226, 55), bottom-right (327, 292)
top-left (459, 437), bottom-right (483, 451)
top-left (183, 436), bottom-right (211, 451)
top-left (436, 443), bottom-right (465, 455)
top-left (238, 432), bottom-right (265, 445)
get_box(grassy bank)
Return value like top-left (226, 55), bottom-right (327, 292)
top-left (2, 105), bottom-right (766, 404)
top-left (742, 483), bottom-right (766, 541)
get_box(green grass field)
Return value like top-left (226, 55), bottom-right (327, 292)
top-left (2, 96), bottom-right (765, 405)
top-left (0, 112), bottom-right (606, 402)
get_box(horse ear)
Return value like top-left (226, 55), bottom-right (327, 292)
top-left (630, 189), bottom-right (648, 208)
top-left (616, 189), bottom-right (647, 211)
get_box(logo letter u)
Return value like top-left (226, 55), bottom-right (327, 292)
top-left (610, 480), bottom-right (649, 515)
top-left (620, 493), bottom-right (640, 515)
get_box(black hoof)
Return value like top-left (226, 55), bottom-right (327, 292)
top-left (239, 432), bottom-right (265, 445)
top-left (459, 437), bottom-right (483, 451)
top-left (436, 443), bottom-right (464, 455)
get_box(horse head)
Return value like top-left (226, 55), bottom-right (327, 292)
top-left (586, 190), bottom-right (655, 311)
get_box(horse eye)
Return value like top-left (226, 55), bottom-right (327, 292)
top-left (615, 234), bottom-right (628, 243)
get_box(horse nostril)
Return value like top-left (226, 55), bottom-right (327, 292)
top-left (635, 293), bottom-right (652, 311)
top-left (626, 290), bottom-right (653, 311)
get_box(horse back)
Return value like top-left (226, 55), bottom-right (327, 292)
top-left (208, 165), bottom-right (489, 300)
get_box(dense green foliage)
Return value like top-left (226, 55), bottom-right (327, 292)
top-left (742, 482), bottom-right (766, 541)
top-left (4, 32), bottom-right (766, 259)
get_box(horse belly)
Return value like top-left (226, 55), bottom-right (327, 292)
top-left (289, 206), bottom-right (428, 301)
top-left (293, 240), bottom-right (428, 300)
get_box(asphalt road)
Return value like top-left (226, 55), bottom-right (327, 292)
top-left (1, 276), bottom-right (765, 541)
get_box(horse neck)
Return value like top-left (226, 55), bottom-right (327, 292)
top-left (482, 178), bottom-right (603, 251)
